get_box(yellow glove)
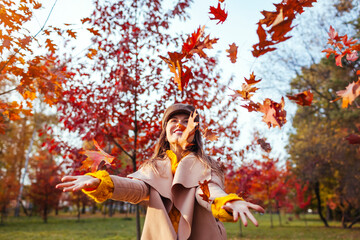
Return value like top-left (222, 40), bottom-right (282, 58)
top-left (211, 193), bottom-right (243, 222)
top-left (82, 170), bottom-right (114, 203)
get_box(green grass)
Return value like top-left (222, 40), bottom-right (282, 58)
top-left (0, 213), bottom-right (359, 239)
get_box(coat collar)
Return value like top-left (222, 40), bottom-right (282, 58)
top-left (128, 152), bottom-right (211, 200)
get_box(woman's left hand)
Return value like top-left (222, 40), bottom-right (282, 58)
top-left (221, 200), bottom-right (265, 226)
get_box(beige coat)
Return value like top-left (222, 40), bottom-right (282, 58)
top-left (110, 153), bottom-right (228, 240)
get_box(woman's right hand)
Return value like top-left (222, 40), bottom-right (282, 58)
top-left (56, 175), bottom-right (101, 192)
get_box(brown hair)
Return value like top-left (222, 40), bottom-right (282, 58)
top-left (142, 117), bottom-right (224, 180)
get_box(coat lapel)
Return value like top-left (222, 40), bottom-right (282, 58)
top-left (172, 153), bottom-right (211, 188)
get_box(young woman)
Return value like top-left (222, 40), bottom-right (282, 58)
top-left (56, 103), bottom-right (264, 240)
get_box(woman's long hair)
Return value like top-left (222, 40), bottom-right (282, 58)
top-left (142, 120), bottom-right (224, 180)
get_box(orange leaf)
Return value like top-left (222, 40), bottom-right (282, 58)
top-left (179, 110), bottom-right (199, 150)
top-left (226, 43), bottom-right (238, 63)
top-left (79, 139), bottom-right (115, 172)
top-left (87, 28), bottom-right (101, 36)
top-left (202, 127), bottom-right (219, 141)
top-left (66, 29), bottom-right (77, 39)
top-left (209, 3), bottom-right (228, 24)
top-left (45, 38), bottom-right (56, 53)
top-left (335, 81), bottom-right (360, 108)
top-left (244, 72), bottom-right (261, 85)
top-left (199, 180), bottom-right (211, 203)
top-left (230, 84), bottom-right (259, 101)
top-left (258, 97), bottom-right (287, 128)
top-left (287, 89), bottom-right (313, 106)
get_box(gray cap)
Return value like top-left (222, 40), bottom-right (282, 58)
top-left (162, 103), bottom-right (198, 129)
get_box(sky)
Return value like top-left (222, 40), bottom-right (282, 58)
top-left (27, 0), bottom-right (322, 163)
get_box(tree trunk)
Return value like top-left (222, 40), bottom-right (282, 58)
top-left (314, 181), bottom-right (329, 227)
top-left (15, 127), bottom-right (36, 217)
top-left (276, 200), bottom-right (282, 226)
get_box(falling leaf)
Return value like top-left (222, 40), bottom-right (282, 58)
top-left (226, 43), bottom-right (238, 63)
top-left (230, 84), bottom-right (259, 100)
top-left (287, 89), bottom-right (313, 106)
top-left (199, 180), bottom-right (211, 203)
top-left (45, 38), bottom-right (56, 53)
top-left (66, 29), bottom-right (77, 39)
top-left (87, 27), bottom-right (101, 36)
top-left (79, 139), bottom-right (115, 172)
top-left (241, 101), bottom-right (260, 112)
top-left (209, 3), bottom-right (228, 24)
top-left (244, 72), bottom-right (261, 85)
top-left (202, 127), bottom-right (219, 141)
top-left (259, 97), bottom-right (287, 128)
top-left (335, 81), bottom-right (360, 108)
top-left (257, 138), bottom-right (272, 153)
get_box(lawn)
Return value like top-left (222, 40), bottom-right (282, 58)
top-left (0, 213), bottom-right (359, 240)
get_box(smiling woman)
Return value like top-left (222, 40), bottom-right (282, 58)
top-left (56, 103), bottom-right (264, 240)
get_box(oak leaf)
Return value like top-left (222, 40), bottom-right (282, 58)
top-left (202, 127), bottom-right (219, 141)
top-left (226, 43), bottom-right (238, 63)
top-left (334, 81), bottom-right (360, 108)
top-left (241, 101), bottom-right (260, 112)
top-left (199, 180), bottom-right (211, 203)
top-left (209, 3), bottom-right (228, 25)
top-left (244, 72), bottom-right (261, 85)
top-left (259, 97), bottom-right (287, 128)
top-left (230, 84), bottom-right (259, 100)
top-left (287, 89), bottom-right (313, 106)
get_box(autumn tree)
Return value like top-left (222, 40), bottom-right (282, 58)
top-left (27, 149), bottom-right (62, 223)
top-left (56, 0), bottom-right (243, 238)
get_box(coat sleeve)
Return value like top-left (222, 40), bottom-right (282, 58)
top-left (110, 175), bottom-right (150, 204)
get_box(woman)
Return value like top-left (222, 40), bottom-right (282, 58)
top-left (56, 103), bottom-right (264, 240)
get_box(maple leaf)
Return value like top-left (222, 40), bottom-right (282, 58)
top-left (257, 138), bottom-right (272, 153)
top-left (328, 25), bottom-right (341, 42)
top-left (182, 26), bottom-right (205, 55)
top-left (244, 72), bottom-right (261, 85)
top-left (335, 81), bottom-right (360, 108)
top-left (199, 180), bottom-right (211, 203)
top-left (226, 43), bottom-right (238, 63)
top-left (79, 139), bottom-right (115, 172)
top-left (345, 134), bottom-right (360, 144)
top-left (346, 50), bottom-right (358, 62)
top-left (287, 89), bottom-right (313, 106)
top-left (179, 110), bottom-right (199, 150)
top-left (259, 97), bottom-right (287, 128)
top-left (202, 127), bottom-right (219, 141)
top-left (209, 3), bottom-right (228, 25)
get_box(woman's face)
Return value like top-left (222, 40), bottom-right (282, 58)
top-left (165, 113), bottom-right (189, 146)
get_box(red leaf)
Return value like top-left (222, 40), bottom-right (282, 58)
top-left (209, 3), bottom-right (228, 24)
top-left (286, 90), bottom-right (313, 106)
top-left (345, 134), bottom-right (360, 144)
top-left (244, 72), bottom-right (261, 85)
